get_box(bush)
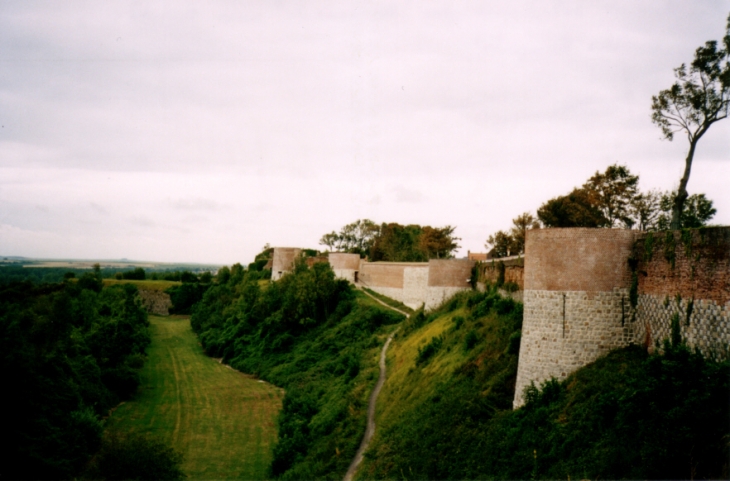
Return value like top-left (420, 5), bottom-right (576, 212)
top-left (417, 336), bottom-right (443, 365)
top-left (87, 432), bottom-right (185, 481)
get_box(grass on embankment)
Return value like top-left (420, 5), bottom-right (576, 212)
top-left (105, 315), bottom-right (283, 480)
top-left (358, 288), bottom-right (730, 480)
top-left (103, 279), bottom-right (181, 291)
top-left (361, 287), bottom-right (414, 314)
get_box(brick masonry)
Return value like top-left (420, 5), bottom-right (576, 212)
top-left (514, 227), bottom-right (730, 408)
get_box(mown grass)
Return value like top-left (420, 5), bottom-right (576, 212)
top-left (103, 279), bottom-right (181, 291)
top-left (106, 315), bottom-right (283, 480)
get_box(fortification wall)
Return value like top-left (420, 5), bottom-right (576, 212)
top-left (271, 247), bottom-right (301, 280)
top-left (329, 253), bottom-right (361, 283)
top-left (631, 227), bottom-right (730, 360)
top-left (514, 228), bottom-right (637, 407)
top-left (480, 257), bottom-right (525, 290)
top-left (424, 259), bottom-right (475, 309)
top-left (515, 226), bottom-right (730, 408)
top-left (525, 228), bottom-right (635, 291)
top-left (403, 266), bottom-right (429, 309)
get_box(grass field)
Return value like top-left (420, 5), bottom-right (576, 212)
top-left (102, 279), bottom-right (181, 291)
top-left (106, 315), bottom-right (284, 480)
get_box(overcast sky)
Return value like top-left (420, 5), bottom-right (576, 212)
top-left (1, 1), bottom-right (729, 265)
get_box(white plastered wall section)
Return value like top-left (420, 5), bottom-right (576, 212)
top-left (366, 285), bottom-right (407, 304)
top-left (513, 288), bottom-right (634, 408)
top-left (425, 287), bottom-right (469, 310)
top-left (333, 269), bottom-right (357, 283)
top-left (403, 267), bottom-right (429, 309)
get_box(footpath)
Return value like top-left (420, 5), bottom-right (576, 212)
top-left (343, 289), bottom-right (407, 481)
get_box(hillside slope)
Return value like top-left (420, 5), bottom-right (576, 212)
top-left (358, 288), bottom-right (729, 480)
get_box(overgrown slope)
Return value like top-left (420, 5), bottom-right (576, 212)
top-left (359, 288), bottom-right (729, 480)
top-left (190, 261), bottom-right (404, 480)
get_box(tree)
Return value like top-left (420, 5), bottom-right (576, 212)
top-left (419, 226), bottom-right (461, 259)
top-left (630, 189), bottom-right (662, 231)
top-left (537, 188), bottom-right (609, 228)
top-left (651, 14), bottom-right (730, 229)
top-left (656, 191), bottom-right (716, 230)
top-left (319, 219), bottom-right (380, 256)
top-left (583, 164), bottom-right (639, 228)
top-left (485, 213), bottom-right (540, 258)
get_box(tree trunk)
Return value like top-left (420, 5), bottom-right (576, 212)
top-left (670, 139), bottom-right (698, 230)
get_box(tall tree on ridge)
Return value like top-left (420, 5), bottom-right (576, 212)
top-left (651, 14), bottom-right (729, 229)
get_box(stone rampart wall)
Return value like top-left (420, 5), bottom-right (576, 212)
top-left (515, 226), bottom-right (730, 408)
top-left (271, 247), bottom-right (302, 280)
top-left (403, 266), bottom-right (429, 309)
top-left (514, 288), bottom-right (634, 406)
top-left (634, 294), bottom-right (730, 361)
top-left (479, 258), bottom-right (525, 290)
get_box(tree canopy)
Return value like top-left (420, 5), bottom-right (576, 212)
top-left (320, 220), bottom-right (460, 261)
top-left (651, 14), bottom-right (729, 229)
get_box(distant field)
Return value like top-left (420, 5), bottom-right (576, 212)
top-left (103, 279), bottom-right (181, 291)
top-left (23, 261), bottom-right (159, 269)
top-left (106, 315), bottom-right (283, 480)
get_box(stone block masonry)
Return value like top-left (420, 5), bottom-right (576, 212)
top-left (271, 247), bottom-right (302, 280)
top-left (514, 226), bottom-right (730, 409)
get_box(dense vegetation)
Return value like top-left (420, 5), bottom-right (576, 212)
top-left (486, 164), bottom-right (717, 257)
top-left (319, 219), bottom-right (460, 261)
top-left (0, 274), bottom-right (152, 479)
top-left (359, 288), bottom-right (730, 480)
top-left (190, 260), bottom-right (403, 479)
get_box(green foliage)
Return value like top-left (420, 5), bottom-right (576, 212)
top-left (0, 281), bottom-right (150, 480)
top-left (485, 212), bottom-right (539, 258)
top-left (651, 14), bottom-right (729, 229)
top-left (190, 262), bottom-right (404, 479)
top-left (86, 432), bottom-right (185, 481)
top-left (537, 187), bottom-right (609, 228)
top-left (484, 346), bottom-right (729, 480)
top-left (629, 270), bottom-right (639, 309)
top-left (417, 335), bottom-right (444, 364)
top-left (656, 191), bottom-right (717, 230)
top-left (362, 287), bottom-right (414, 314)
top-left (583, 164), bottom-right (639, 228)
top-left (361, 289), bottom-right (523, 480)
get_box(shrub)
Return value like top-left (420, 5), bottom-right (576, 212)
top-left (417, 336), bottom-right (443, 365)
top-left (86, 432), bottom-right (185, 481)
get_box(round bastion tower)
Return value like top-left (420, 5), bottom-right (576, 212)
top-left (513, 228), bottom-right (637, 408)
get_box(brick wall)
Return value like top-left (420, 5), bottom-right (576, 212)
top-left (428, 259), bottom-right (475, 287)
top-left (525, 228), bottom-right (635, 292)
top-left (514, 227), bottom-right (730, 409)
top-left (329, 253), bottom-right (361, 270)
top-left (631, 227), bottom-right (730, 361)
top-left (480, 257), bottom-right (525, 290)
top-left (515, 228), bottom-right (637, 408)
top-left (633, 227), bottom-right (730, 305)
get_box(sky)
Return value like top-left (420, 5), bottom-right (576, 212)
top-left (1, 1), bottom-right (729, 265)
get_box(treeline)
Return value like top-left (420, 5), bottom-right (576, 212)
top-left (360, 289), bottom-right (730, 480)
top-left (0, 273), bottom-right (151, 479)
top-left (319, 219), bottom-right (460, 261)
top-left (486, 164), bottom-right (717, 257)
top-left (190, 260), bottom-right (402, 479)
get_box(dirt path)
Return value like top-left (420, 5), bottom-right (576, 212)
top-left (343, 289), bottom-right (406, 481)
